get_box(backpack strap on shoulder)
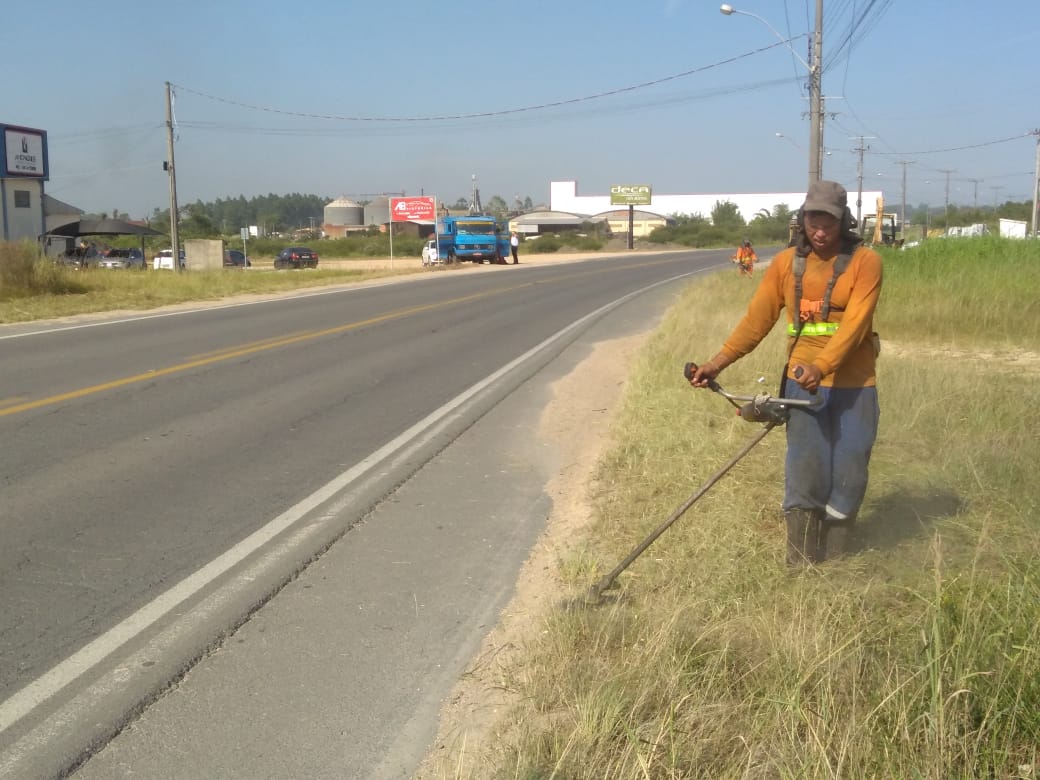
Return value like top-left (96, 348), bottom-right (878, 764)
top-left (792, 252), bottom-right (807, 325)
top-left (793, 250), bottom-right (855, 324)
top-left (820, 251), bottom-right (853, 321)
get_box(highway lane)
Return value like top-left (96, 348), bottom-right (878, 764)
top-left (0, 250), bottom-right (726, 776)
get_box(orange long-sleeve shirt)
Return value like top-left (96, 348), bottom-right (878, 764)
top-left (718, 244), bottom-right (883, 388)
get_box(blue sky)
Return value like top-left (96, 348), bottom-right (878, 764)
top-left (9, 0), bottom-right (1039, 219)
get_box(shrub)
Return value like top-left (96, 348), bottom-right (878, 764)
top-left (0, 241), bottom-right (84, 299)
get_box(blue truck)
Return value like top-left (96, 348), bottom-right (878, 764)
top-left (436, 215), bottom-right (509, 264)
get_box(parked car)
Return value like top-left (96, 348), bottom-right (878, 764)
top-left (98, 248), bottom-right (146, 270)
top-left (56, 254), bottom-right (89, 270)
top-left (421, 239), bottom-right (440, 266)
top-left (152, 249), bottom-right (185, 270)
top-left (274, 246), bottom-right (318, 269)
top-left (223, 249), bottom-right (251, 268)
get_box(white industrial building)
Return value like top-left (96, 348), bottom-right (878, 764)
top-left (549, 180), bottom-right (885, 224)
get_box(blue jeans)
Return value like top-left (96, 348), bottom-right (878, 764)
top-left (782, 384), bottom-right (880, 520)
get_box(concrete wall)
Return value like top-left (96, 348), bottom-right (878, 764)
top-left (184, 238), bottom-right (223, 270)
top-left (1, 178), bottom-right (45, 242)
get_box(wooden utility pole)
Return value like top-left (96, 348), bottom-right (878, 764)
top-left (895, 160), bottom-right (914, 239)
top-left (850, 136), bottom-right (874, 228)
top-left (965, 178), bottom-right (982, 209)
top-left (808, 0), bottom-right (824, 187)
top-left (1031, 129), bottom-right (1040, 238)
top-left (938, 169), bottom-right (956, 233)
top-left (990, 185), bottom-right (1003, 210)
top-left (164, 82), bottom-right (181, 272)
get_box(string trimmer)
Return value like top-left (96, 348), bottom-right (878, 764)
top-left (580, 362), bottom-right (815, 605)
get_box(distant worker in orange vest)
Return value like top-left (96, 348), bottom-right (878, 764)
top-left (732, 239), bottom-right (757, 276)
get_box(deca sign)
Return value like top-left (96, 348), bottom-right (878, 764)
top-left (390, 196), bottom-right (435, 222)
top-left (610, 184), bottom-right (652, 206)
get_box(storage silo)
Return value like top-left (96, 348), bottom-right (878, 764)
top-left (324, 197), bottom-right (364, 228)
top-left (364, 196), bottom-right (391, 227)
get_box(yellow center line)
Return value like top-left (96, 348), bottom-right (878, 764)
top-left (186, 330), bottom-right (317, 361)
top-left (0, 396), bottom-right (28, 409)
top-left (0, 283), bottom-right (532, 418)
top-left (0, 255), bottom-right (688, 419)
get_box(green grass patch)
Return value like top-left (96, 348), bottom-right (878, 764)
top-left (466, 237), bottom-right (1040, 778)
top-left (524, 234), bottom-right (606, 254)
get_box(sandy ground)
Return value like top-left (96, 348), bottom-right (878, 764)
top-left (413, 330), bottom-right (650, 778)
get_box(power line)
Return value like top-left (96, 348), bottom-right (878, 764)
top-left (172, 76), bottom-right (799, 139)
top-left (875, 133), bottom-right (1031, 156)
top-left (170, 38), bottom-right (801, 124)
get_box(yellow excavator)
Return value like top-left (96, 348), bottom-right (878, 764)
top-left (862, 196), bottom-right (903, 247)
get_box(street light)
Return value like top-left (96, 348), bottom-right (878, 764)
top-left (775, 132), bottom-right (803, 152)
top-left (721, 2), bottom-right (824, 188)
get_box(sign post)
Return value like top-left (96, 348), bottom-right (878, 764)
top-left (389, 196), bottom-right (436, 270)
top-left (609, 184), bottom-right (652, 250)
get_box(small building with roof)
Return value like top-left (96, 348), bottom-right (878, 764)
top-left (508, 210), bottom-right (588, 235)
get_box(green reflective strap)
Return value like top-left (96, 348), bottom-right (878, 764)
top-left (788, 322), bottom-right (839, 336)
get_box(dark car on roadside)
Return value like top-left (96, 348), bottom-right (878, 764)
top-left (274, 246), bottom-right (319, 270)
top-left (223, 249), bottom-right (251, 268)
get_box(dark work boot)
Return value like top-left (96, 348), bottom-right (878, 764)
top-left (819, 517), bottom-right (855, 562)
top-left (785, 508), bottom-right (823, 567)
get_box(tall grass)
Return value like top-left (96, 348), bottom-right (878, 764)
top-left (880, 236), bottom-right (1040, 348)
top-left (0, 241), bottom-right (86, 301)
top-left (459, 237), bottom-right (1040, 779)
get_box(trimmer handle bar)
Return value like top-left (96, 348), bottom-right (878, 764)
top-left (683, 362), bottom-right (815, 424)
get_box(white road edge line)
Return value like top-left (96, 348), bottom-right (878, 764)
top-left (0, 270), bottom-right (698, 739)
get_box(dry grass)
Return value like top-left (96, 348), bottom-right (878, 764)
top-left (462, 238), bottom-right (1040, 779)
top-left (0, 242), bottom-right (428, 323)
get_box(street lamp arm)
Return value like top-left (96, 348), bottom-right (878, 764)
top-left (719, 4), bottom-right (811, 72)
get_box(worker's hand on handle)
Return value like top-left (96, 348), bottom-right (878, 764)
top-left (686, 360), bottom-right (722, 389)
top-left (791, 363), bottom-right (822, 394)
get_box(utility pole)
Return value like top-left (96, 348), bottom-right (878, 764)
top-left (808, 0), bottom-right (824, 187)
top-left (990, 185), bottom-right (1004, 211)
top-left (939, 169), bottom-right (956, 233)
top-left (164, 82), bottom-right (180, 272)
top-left (1031, 129), bottom-right (1040, 238)
top-left (850, 136), bottom-right (874, 227)
top-left (896, 159), bottom-right (914, 239)
top-left (965, 178), bottom-right (981, 209)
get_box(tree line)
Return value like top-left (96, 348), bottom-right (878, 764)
top-left (84, 192), bottom-right (1035, 247)
top-left (86, 192), bottom-right (539, 240)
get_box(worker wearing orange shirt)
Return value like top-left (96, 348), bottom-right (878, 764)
top-left (690, 182), bottom-right (883, 566)
top-left (732, 239), bottom-right (757, 276)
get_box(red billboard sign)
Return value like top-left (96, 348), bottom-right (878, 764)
top-left (390, 196), bottom-right (435, 222)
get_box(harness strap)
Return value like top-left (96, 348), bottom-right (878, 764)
top-left (792, 250), bottom-right (854, 328)
top-left (782, 248), bottom-right (854, 397)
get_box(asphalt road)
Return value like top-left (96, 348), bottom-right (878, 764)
top-left (0, 250), bottom-right (728, 778)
